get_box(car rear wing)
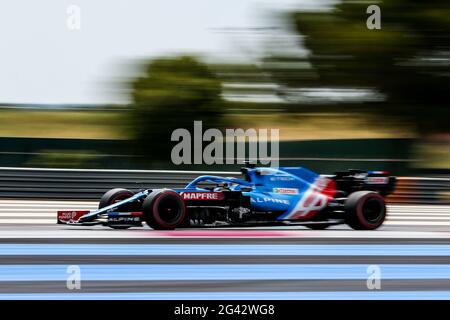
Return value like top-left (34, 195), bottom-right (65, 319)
top-left (332, 170), bottom-right (397, 196)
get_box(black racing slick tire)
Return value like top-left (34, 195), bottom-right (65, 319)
top-left (98, 188), bottom-right (140, 212)
top-left (142, 189), bottom-right (186, 230)
top-left (345, 191), bottom-right (386, 230)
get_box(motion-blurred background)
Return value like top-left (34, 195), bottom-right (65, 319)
top-left (0, 1), bottom-right (448, 179)
top-left (0, 1), bottom-right (449, 300)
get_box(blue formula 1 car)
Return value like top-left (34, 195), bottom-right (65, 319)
top-left (57, 165), bottom-right (396, 230)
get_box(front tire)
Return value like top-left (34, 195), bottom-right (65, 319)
top-left (345, 191), bottom-right (386, 230)
top-left (143, 189), bottom-right (186, 230)
top-left (99, 188), bottom-right (140, 212)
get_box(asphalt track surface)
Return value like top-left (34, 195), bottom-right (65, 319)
top-left (0, 200), bottom-right (450, 299)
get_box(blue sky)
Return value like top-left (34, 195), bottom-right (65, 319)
top-left (0, 0), bottom-right (334, 104)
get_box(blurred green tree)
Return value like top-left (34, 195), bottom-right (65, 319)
top-left (290, 0), bottom-right (450, 134)
top-left (130, 56), bottom-right (224, 163)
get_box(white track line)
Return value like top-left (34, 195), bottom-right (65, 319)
top-left (384, 221), bottom-right (450, 226)
top-left (0, 220), bottom-right (55, 224)
top-left (0, 201), bottom-right (449, 227)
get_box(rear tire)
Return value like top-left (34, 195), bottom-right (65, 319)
top-left (143, 189), bottom-right (186, 230)
top-left (345, 191), bottom-right (386, 230)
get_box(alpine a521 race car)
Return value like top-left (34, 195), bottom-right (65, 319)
top-left (57, 165), bottom-right (396, 230)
